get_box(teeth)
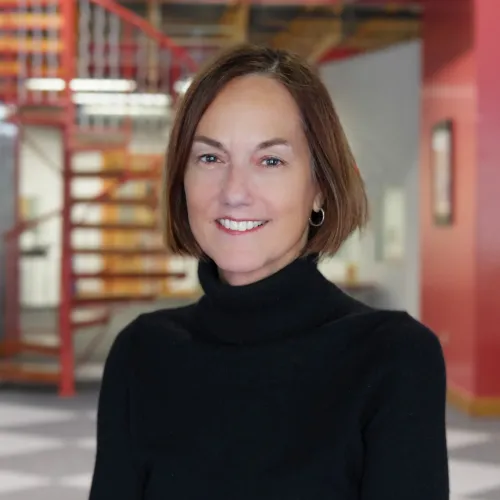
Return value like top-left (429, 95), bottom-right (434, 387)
top-left (218, 219), bottom-right (265, 232)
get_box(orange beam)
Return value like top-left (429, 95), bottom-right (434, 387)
top-left (0, 13), bottom-right (62, 30)
top-left (0, 63), bottom-right (64, 77)
top-left (0, 38), bottom-right (63, 54)
top-left (0, 0), bottom-right (59, 5)
top-left (123, 0), bottom-right (343, 3)
top-left (0, 62), bottom-right (21, 77)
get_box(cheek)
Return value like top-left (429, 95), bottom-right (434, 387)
top-left (184, 171), bottom-right (219, 222)
top-left (265, 177), bottom-right (316, 219)
top-left (184, 170), bottom-right (205, 209)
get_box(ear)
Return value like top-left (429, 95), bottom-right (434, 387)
top-left (312, 190), bottom-right (323, 212)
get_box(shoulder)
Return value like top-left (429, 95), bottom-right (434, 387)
top-left (329, 299), bottom-right (446, 381)
top-left (374, 311), bottom-right (444, 368)
top-left (360, 311), bottom-right (447, 398)
top-left (328, 281), bottom-right (443, 357)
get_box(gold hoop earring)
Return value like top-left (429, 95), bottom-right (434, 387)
top-left (309, 208), bottom-right (325, 227)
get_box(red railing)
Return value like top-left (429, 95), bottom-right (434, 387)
top-left (1, 0), bottom-right (197, 106)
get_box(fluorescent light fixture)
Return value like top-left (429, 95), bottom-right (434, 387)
top-left (73, 92), bottom-right (170, 106)
top-left (25, 78), bottom-right (65, 91)
top-left (0, 104), bottom-right (8, 120)
top-left (174, 77), bottom-right (192, 95)
top-left (25, 78), bottom-right (137, 92)
top-left (0, 103), bottom-right (15, 121)
top-left (82, 104), bottom-right (169, 117)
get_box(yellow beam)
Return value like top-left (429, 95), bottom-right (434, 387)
top-left (232, 2), bottom-right (250, 43)
top-left (272, 18), bottom-right (342, 60)
top-left (307, 30), bottom-right (343, 63)
top-left (356, 18), bottom-right (419, 35)
top-left (219, 2), bottom-right (250, 44)
top-left (342, 18), bottom-right (420, 50)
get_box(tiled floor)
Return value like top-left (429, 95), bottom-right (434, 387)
top-left (0, 387), bottom-right (499, 499)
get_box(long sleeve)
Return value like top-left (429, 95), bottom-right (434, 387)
top-left (89, 319), bottom-right (145, 499)
top-left (360, 316), bottom-right (449, 500)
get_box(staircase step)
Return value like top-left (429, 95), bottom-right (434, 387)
top-left (71, 222), bottom-right (158, 231)
top-left (70, 128), bottom-right (128, 152)
top-left (72, 293), bottom-right (156, 307)
top-left (72, 247), bottom-right (166, 256)
top-left (70, 143), bottom-right (129, 153)
top-left (70, 196), bottom-right (155, 206)
top-left (0, 37), bottom-right (63, 54)
top-left (0, 361), bottom-right (60, 384)
top-left (0, 338), bottom-right (59, 357)
top-left (71, 312), bottom-right (110, 330)
top-left (19, 340), bottom-right (60, 357)
top-left (0, 0), bottom-right (60, 7)
top-left (0, 12), bottom-right (63, 31)
top-left (70, 169), bottom-right (158, 180)
top-left (73, 271), bottom-right (185, 280)
top-left (15, 104), bottom-right (67, 125)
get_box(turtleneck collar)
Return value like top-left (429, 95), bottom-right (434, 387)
top-left (192, 254), bottom-right (340, 345)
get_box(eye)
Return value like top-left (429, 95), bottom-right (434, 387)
top-left (198, 154), bottom-right (220, 164)
top-left (261, 156), bottom-right (284, 168)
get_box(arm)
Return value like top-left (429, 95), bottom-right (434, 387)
top-left (360, 315), bottom-right (449, 500)
top-left (89, 320), bottom-right (145, 499)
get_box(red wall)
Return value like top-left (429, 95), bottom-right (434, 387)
top-left (474, 0), bottom-right (500, 397)
top-left (421, 0), bottom-right (500, 398)
top-left (420, 0), bottom-right (477, 395)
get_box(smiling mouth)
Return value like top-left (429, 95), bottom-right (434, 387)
top-left (216, 218), bottom-right (268, 234)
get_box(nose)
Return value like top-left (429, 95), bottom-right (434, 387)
top-left (219, 164), bottom-right (252, 208)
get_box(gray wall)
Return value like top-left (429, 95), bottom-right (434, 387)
top-left (0, 121), bottom-right (18, 340)
top-left (321, 41), bottom-right (422, 317)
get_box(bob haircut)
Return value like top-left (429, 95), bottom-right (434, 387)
top-left (163, 43), bottom-right (368, 258)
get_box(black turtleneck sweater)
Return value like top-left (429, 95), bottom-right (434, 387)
top-left (89, 256), bottom-right (449, 500)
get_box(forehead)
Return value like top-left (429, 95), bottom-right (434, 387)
top-left (195, 75), bottom-right (303, 139)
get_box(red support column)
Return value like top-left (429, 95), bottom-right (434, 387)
top-left (473, 0), bottom-right (500, 406)
top-left (3, 124), bottom-right (22, 356)
top-left (420, 0), bottom-right (500, 415)
top-left (59, 0), bottom-right (77, 397)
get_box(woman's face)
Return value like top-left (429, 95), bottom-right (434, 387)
top-left (184, 74), bottom-right (322, 286)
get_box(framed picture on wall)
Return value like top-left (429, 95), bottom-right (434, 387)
top-left (431, 120), bottom-right (454, 225)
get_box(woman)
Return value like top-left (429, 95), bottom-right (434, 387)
top-left (89, 44), bottom-right (449, 499)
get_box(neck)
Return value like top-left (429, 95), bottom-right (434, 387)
top-left (218, 255), bottom-right (296, 287)
top-left (218, 241), bottom-right (306, 286)
top-left (193, 253), bottom-right (340, 345)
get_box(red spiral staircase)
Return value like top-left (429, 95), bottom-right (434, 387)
top-left (0, 0), bottom-right (199, 396)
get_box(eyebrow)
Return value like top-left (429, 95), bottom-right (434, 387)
top-left (193, 135), bottom-right (291, 152)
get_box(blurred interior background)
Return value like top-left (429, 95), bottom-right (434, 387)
top-left (0, 0), bottom-right (499, 499)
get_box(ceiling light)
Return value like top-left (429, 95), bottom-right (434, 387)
top-left (82, 104), bottom-right (169, 117)
top-left (73, 92), bottom-right (170, 106)
top-left (25, 78), bottom-right (137, 92)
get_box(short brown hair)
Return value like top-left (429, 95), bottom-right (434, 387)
top-left (163, 43), bottom-right (368, 258)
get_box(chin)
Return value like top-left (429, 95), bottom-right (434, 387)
top-left (210, 249), bottom-right (269, 283)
